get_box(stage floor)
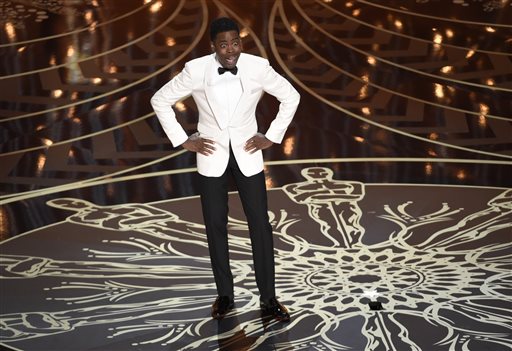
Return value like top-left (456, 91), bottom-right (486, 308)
top-left (0, 0), bottom-right (511, 350)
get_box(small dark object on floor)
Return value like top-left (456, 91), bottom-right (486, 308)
top-left (369, 301), bottom-right (383, 310)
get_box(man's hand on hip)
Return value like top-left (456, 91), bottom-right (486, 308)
top-left (182, 134), bottom-right (216, 156)
top-left (244, 133), bottom-right (273, 154)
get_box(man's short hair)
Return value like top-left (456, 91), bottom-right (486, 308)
top-left (210, 17), bottom-right (240, 41)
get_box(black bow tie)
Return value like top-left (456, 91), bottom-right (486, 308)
top-left (218, 66), bottom-right (238, 75)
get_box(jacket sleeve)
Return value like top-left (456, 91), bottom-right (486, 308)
top-left (150, 63), bottom-right (194, 147)
top-left (260, 61), bottom-right (300, 144)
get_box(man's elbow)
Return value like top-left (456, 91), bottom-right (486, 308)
top-left (295, 90), bottom-right (301, 102)
top-left (291, 89), bottom-right (301, 106)
top-left (150, 94), bottom-right (159, 109)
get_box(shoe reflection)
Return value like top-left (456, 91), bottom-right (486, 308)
top-left (217, 315), bottom-right (255, 351)
top-left (216, 313), bottom-right (290, 350)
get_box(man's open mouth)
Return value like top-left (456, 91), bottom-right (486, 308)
top-left (225, 56), bottom-right (237, 66)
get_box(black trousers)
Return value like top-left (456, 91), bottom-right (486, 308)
top-left (199, 148), bottom-right (275, 300)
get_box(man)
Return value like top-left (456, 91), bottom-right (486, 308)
top-left (150, 17), bottom-right (300, 322)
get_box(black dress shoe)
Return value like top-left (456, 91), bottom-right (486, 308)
top-left (211, 296), bottom-right (234, 319)
top-left (260, 297), bottom-right (290, 322)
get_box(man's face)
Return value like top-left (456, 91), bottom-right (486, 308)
top-left (212, 30), bottom-right (242, 69)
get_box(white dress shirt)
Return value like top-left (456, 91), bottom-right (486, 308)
top-left (210, 58), bottom-right (242, 127)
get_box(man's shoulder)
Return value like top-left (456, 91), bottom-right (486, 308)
top-left (185, 54), bottom-right (213, 68)
top-left (239, 53), bottom-right (268, 66)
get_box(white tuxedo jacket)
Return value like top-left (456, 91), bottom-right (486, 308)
top-left (150, 53), bottom-right (300, 177)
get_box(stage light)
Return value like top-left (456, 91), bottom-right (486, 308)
top-left (95, 103), bottom-right (107, 111)
top-left (85, 10), bottom-right (93, 23)
top-left (5, 22), bottom-right (16, 41)
top-left (36, 154), bottom-right (47, 176)
top-left (240, 28), bottom-right (249, 38)
top-left (479, 103), bottom-right (489, 115)
top-left (434, 83), bottom-right (444, 98)
top-left (425, 163), bottom-right (433, 175)
top-left (264, 170), bottom-right (274, 188)
top-left (67, 46), bottom-right (75, 57)
top-left (67, 106), bottom-right (76, 118)
top-left (440, 66), bottom-right (453, 74)
top-left (166, 37), bottom-right (176, 47)
top-left (433, 33), bottom-right (443, 44)
top-left (51, 89), bottom-right (63, 98)
top-left (465, 49), bottom-right (476, 59)
top-left (175, 102), bottom-right (186, 112)
top-left (283, 136), bottom-right (295, 156)
top-left (89, 21), bottom-right (97, 33)
top-left (478, 115), bottom-right (487, 127)
top-left (150, 1), bottom-right (162, 13)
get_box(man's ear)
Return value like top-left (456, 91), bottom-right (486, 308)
top-left (210, 42), bottom-right (215, 52)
